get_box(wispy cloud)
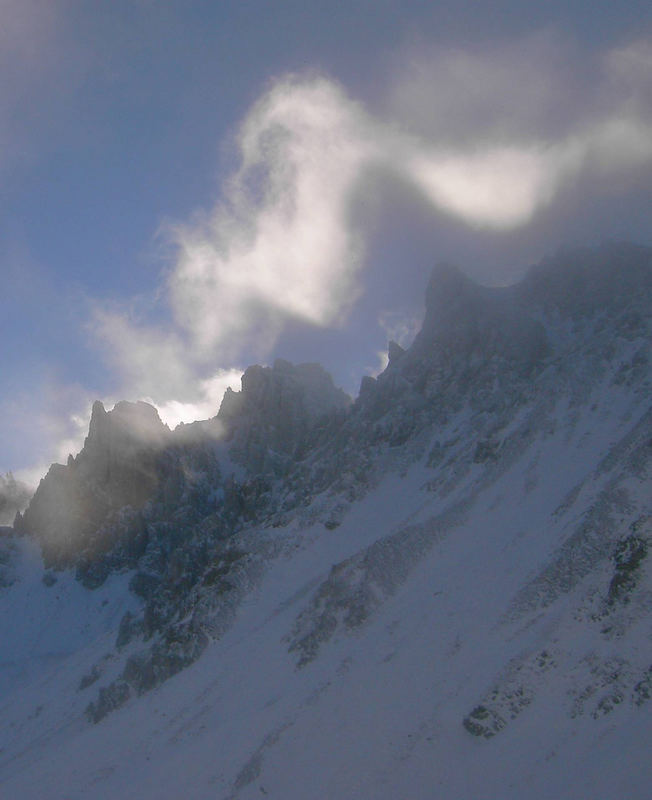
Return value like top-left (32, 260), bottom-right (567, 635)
top-left (143, 369), bottom-right (243, 430)
top-left (167, 77), bottom-right (380, 355)
top-left (377, 309), bottom-right (422, 350)
top-left (5, 383), bottom-right (94, 488)
top-left (93, 34), bottom-right (652, 424)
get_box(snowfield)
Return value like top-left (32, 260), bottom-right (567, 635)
top-left (1, 244), bottom-right (650, 799)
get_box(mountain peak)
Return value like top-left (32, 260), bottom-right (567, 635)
top-left (219, 359), bottom-right (350, 424)
top-left (408, 261), bottom-right (548, 374)
top-left (87, 400), bottom-right (167, 449)
top-left (19, 400), bottom-right (170, 568)
top-left (426, 260), bottom-right (477, 300)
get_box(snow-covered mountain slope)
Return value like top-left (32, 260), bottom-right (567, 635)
top-left (1, 242), bottom-right (651, 799)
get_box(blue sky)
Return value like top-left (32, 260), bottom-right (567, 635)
top-left (1, 0), bottom-right (651, 482)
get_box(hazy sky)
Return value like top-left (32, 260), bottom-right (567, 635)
top-left (1, 0), bottom-right (651, 483)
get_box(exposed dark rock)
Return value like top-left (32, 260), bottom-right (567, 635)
top-left (78, 664), bottom-right (102, 691)
top-left (17, 401), bottom-right (172, 568)
top-left (116, 611), bottom-right (144, 649)
top-left (122, 629), bottom-right (208, 694)
top-left (85, 680), bottom-right (131, 723)
top-left (218, 359), bottom-right (350, 475)
top-left (632, 666), bottom-right (652, 706)
top-left (387, 340), bottom-right (405, 364)
top-left (607, 522), bottom-right (649, 605)
top-left (463, 705), bottom-right (506, 738)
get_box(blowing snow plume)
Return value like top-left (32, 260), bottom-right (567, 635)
top-left (94, 35), bottom-right (652, 425)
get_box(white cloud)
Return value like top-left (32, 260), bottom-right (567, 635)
top-left (404, 144), bottom-right (561, 228)
top-left (10, 366), bottom-right (243, 488)
top-left (385, 33), bottom-right (575, 143)
top-left (92, 307), bottom-right (194, 399)
top-left (167, 77), bottom-right (382, 359)
top-left (93, 35), bottom-right (652, 426)
top-left (147, 368), bottom-right (243, 429)
top-left (366, 350), bottom-right (389, 378)
top-left (7, 385), bottom-right (94, 488)
top-left (94, 76), bottom-right (383, 418)
top-left (377, 309), bottom-right (422, 349)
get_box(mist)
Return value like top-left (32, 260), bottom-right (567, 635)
top-left (0, 473), bottom-right (32, 526)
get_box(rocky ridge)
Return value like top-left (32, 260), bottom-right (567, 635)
top-left (8, 242), bottom-right (652, 729)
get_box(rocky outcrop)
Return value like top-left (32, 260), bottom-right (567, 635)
top-left (218, 359), bottom-right (350, 474)
top-left (515, 241), bottom-right (652, 321)
top-left (16, 401), bottom-right (172, 567)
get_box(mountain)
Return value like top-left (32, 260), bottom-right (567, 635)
top-left (1, 242), bottom-right (651, 799)
top-left (0, 472), bottom-right (32, 527)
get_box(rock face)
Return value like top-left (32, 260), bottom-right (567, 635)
top-left (17, 362), bottom-right (351, 573)
top-left (218, 359), bottom-right (351, 473)
top-left (79, 400), bottom-right (171, 514)
top-left (9, 242), bottom-right (652, 735)
top-left (16, 401), bottom-right (172, 567)
top-left (356, 259), bottom-right (550, 441)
